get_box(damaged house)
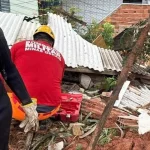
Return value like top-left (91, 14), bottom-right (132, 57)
top-left (1, 6), bottom-right (150, 148)
top-left (1, 10), bottom-right (150, 107)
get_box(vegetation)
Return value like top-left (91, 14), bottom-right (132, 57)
top-left (98, 128), bottom-right (117, 146)
top-left (80, 20), bottom-right (114, 48)
top-left (101, 77), bottom-right (117, 92)
top-left (76, 144), bottom-right (83, 150)
top-left (38, 2), bottom-right (115, 48)
top-left (118, 20), bottom-right (150, 64)
top-left (67, 7), bottom-right (83, 29)
top-left (81, 20), bottom-right (101, 42)
top-left (38, 0), bottom-right (62, 24)
top-left (101, 22), bottom-right (114, 48)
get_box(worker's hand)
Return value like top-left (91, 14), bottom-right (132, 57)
top-left (19, 102), bottom-right (39, 133)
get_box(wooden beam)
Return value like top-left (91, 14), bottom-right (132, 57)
top-left (65, 67), bottom-right (118, 75)
top-left (134, 74), bottom-right (150, 80)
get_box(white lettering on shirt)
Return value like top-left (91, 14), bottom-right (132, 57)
top-left (25, 41), bottom-right (61, 61)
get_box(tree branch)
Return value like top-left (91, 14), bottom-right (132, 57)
top-left (86, 12), bottom-right (150, 150)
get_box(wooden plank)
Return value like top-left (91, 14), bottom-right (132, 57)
top-left (134, 74), bottom-right (150, 80)
top-left (92, 35), bottom-right (107, 49)
top-left (65, 67), bottom-right (118, 75)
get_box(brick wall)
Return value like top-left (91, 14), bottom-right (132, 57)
top-left (104, 4), bottom-right (150, 35)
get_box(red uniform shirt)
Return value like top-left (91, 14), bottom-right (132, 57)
top-left (11, 40), bottom-right (65, 107)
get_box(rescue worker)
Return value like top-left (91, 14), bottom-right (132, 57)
top-left (0, 28), bottom-right (39, 150)
top-left (10, 25), bottom-right (65, 120)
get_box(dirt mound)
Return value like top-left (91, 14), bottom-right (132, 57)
top-left (10, 128), bottom-right (150, 150)
top-left (64, 130), bottom-right (150, 150)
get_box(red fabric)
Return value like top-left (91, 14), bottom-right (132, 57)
top-left (11, 40), bottom-right (65, 107)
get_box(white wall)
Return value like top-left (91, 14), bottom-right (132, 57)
top-left (10, 0), bottom-right (39, 16)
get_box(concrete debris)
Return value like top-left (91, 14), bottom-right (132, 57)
top-left (68, 123), bottom-right (85, 136)
top-left (69, 84), bottom-right (80, 92)
top-left (100, 91), bottom-right (112, 103)
top-left (138, 113), bottom-right (150, 134)
top-left (80, 74), bottom-right (94, 89)
top-left (61, 83), bottom-right (73, 93)
top-left (82, 94), bottom-right (91, 100)
top-left (68, 90), bottom-right (91, 100)
top-left (48, 141), bottom-right (64, 150)
top-left (79, 88), bottom-right (85, 93)
top-left (101, 91), bottom-right (112, 97)
top-left (67, 90), bottom-right (91, 101)
top-left (72, 124), bottom-right (84, 136)
top-left (69, 123), bottom-right (85, 129)
top-left (85, 90), bottom-right (99, 97)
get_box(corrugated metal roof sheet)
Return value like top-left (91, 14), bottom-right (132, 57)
top-left (117, 85), bottom-right (150, 111)
top-left (99, 47), bottom-right (150, 75)
top-left (99, 49), bottom-right (122, 72)
top-left (0, 11), bottom-right (149, 75)
top-left (16, 21), bottom-right (40, 42)
top-left (48, 13), bottom-right (150, 75)
top-left (48, 13), bottom-right (104, 71)
top-left (132, 64), bottom-right (150, 76)
top-left (0, 12), bottom-right (25, 46)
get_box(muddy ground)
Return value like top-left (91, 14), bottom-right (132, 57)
top-left (8, 97), bottom-right (148, 150)
top-left (9, 120), bottom-right (150, 150)
top-left (64, 130), bottom-right (150, 150)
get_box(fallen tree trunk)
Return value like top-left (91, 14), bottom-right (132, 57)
top-left (86, 14), bottom-right (150, 150)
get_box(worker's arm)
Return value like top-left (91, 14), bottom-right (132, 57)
top-left (0, 28), bottom-right (31, 105)
top-left (0, 28), bottom-right (39, 133)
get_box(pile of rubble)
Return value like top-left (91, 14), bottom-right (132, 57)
top-left (9, 73), bottom-right (150, 150)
